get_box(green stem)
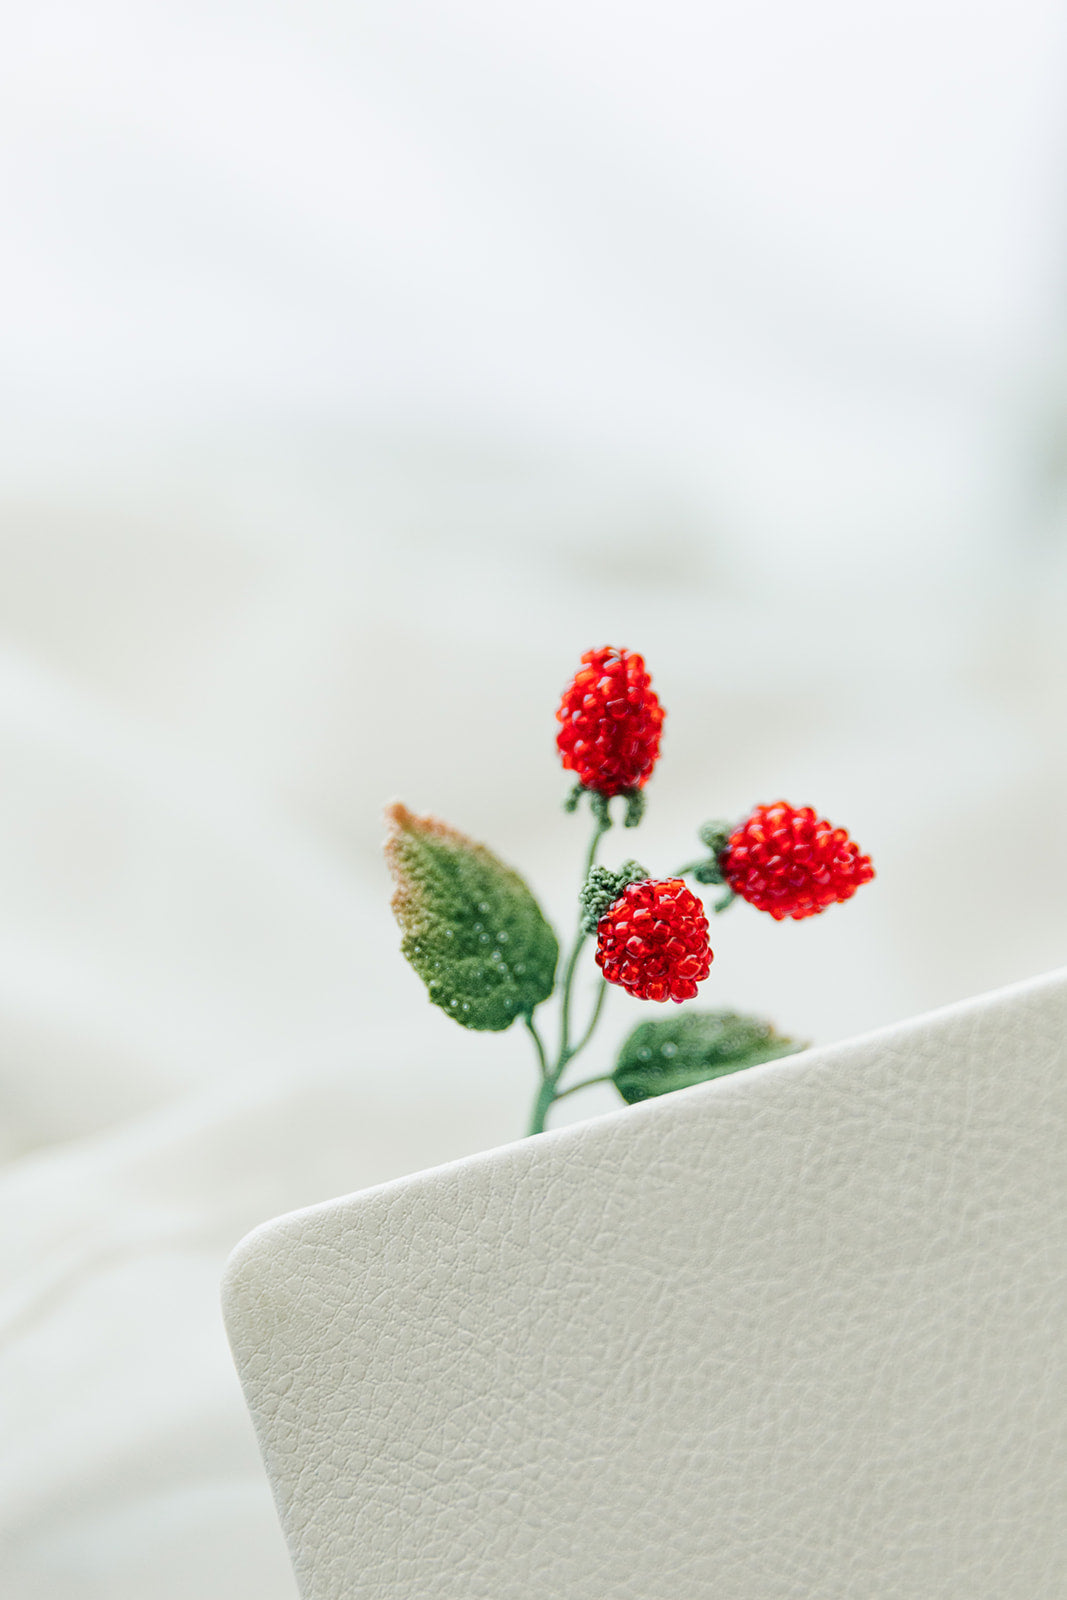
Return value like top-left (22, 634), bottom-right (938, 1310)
top-left (554, 1072), bottom-right (614, 1102)
top-left (526, 808), bottom-right (612, 1135)
top-left (582, 812), bottom-right (611, 883)
top-left (523, 1013), bottom-right (553, 1135)
top-left (523, 1011), bottom-right (549, 1078)
top-left (567, 978), bottom-right (607, 1063)
top-left (556, 932), bottom-right (589, 1070)
top-left (673, 864), bottom-right (736, 910)
top-left (557, 813), bottom-right (610, 1067)
top-left (527, 1073), bottom-right (558, 1136)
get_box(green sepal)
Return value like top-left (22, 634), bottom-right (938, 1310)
top-left (685, 819), bottom-right (733, 885)
top-left (563, 785), bottom-right (646, 829)
top-left (612, 1009), bottom-right (804, 1104)
top-left (622, 788), bottom-right (646, 828)
top-left (385, 804), bottom-right (559, 1031)
top-left (588, 790), bottom-right (612, 829)
top-left (579, 860), bottom-right (649, 935)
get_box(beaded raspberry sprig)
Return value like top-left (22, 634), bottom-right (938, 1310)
top-left (386, 647), bottom-right (874, 1135)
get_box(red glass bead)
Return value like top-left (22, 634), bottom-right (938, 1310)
top-left (556, 646), bottom-right (664, 797)
top-left (595, 878), bottom-right (712, 1002)
top-left (722, 802), bottom-right (874, 921)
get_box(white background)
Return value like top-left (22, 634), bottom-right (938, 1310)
top-left (2, 2), bottom-right (1067, 1595)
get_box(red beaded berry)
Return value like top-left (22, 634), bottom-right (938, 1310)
top-left (595, 878), bottom-right (712, 1003)
top-left (556, 646), bottom-right (664, 797)
top-left (721, 802), bottom-right (874, 921)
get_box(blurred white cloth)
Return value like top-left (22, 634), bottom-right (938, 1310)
top-left (2, 0), bottom-right (1067, 1595)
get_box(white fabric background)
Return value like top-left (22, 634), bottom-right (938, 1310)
top-left (2, 2), bottom-right (1067, 1595)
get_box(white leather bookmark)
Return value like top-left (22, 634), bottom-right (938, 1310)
top-left (223, 969), bottom-right (1067, 1599)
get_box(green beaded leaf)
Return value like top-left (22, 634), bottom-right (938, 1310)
top-left (384, 804), bottom-right (559, 1032)
top-left (613, 1009), bottom-right (804, 1104)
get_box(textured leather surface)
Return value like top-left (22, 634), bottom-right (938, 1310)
top-left (222, 970), bottom-right (1067, 1599)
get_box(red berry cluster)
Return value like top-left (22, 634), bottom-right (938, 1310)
top-left (595, 878), bottom-right (712, 1003)
top-left (556, 646), bottom-right (664, 797)
top-left (722, 802), bottom-right (874, 921)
